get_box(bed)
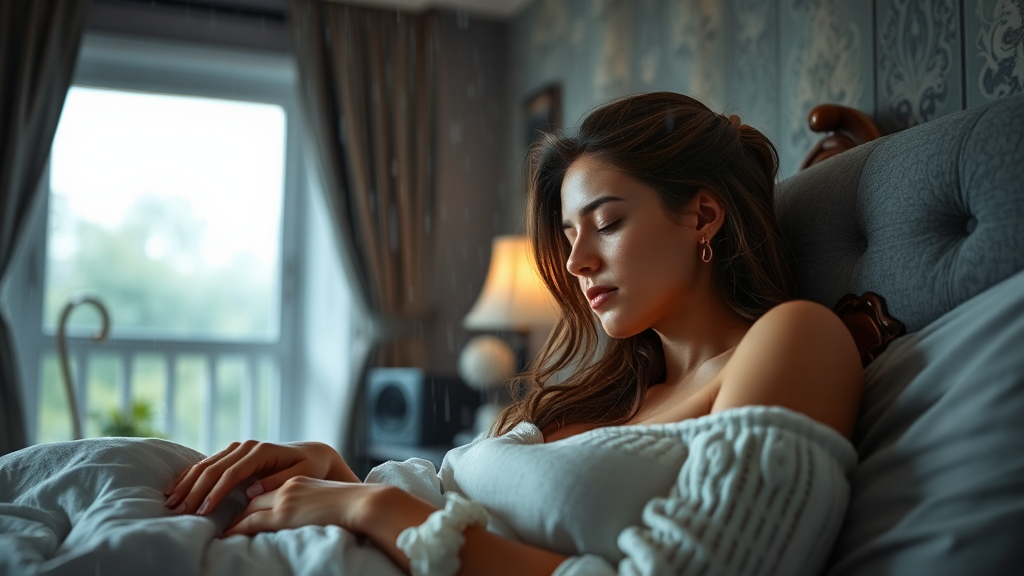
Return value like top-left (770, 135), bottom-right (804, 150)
top-left (2, 94), bottom-right (1022, 576)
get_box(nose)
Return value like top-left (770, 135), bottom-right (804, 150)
top-left (566, 236), bottom-right (599, 277)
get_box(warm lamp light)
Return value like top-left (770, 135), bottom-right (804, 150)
top-left (463, 235), bottom-right (558, 331)
top-left (457, 235), bottom-right (558, 437)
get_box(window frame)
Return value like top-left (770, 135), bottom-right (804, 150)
top-left (4, 32), bottom-right (308, 449)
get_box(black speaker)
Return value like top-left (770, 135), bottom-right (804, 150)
top-left (366, 368), bottom-right (480, 447)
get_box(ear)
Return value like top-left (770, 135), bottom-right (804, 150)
top-left (687, 189), bottom-right (726, 239)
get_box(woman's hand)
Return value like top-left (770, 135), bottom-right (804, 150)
top-left (222, 476), bottom-right (393, 537)
top-left (164, 440), bottom-right (359, 516)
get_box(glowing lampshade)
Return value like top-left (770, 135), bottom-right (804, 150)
top-left (463, 235), bottom-right (558, 331)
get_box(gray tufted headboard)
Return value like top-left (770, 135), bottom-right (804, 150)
top-left (776, 94), bottom-right (1024, 333)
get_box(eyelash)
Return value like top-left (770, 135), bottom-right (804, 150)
top-left (597, 219), bottom-right (621, 235)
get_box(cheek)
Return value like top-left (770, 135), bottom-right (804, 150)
top-left (624, 230), bottom-right (690, 278)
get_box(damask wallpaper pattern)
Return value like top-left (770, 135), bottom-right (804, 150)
top-left (876, 0), bottom-right (961, 132)
top-left (729, 0), bottom-right (779, 144)
top-left (780, 0), bottom-right (871, 174)
top-left (968, 0), bottom-right (1024, 106)
top-left (504, 0), bottom-right (1022, 226)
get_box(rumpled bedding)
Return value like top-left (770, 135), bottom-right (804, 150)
top-left (0, 438), bottom-right (404, 576)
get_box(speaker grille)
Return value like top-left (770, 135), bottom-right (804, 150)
top-left (374, 383), bottom-right (408, 431)
top-left (366, 368), bottom-right (479, 447)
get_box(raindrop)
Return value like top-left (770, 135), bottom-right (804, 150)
top-left (388, 205), bottom-right (398, 253)
top-left (449, 120), bottom-right (462, 144)
top-left (444, 387), bottom-right (451, 423)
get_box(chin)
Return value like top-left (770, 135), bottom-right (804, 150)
top-left (598, 317), bottom-right (645, 340)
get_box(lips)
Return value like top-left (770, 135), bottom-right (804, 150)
top-left (586, 285), bottom-right (617, 309)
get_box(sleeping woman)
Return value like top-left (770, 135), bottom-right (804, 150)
top-left (2, 92), bottom-right (863, 576)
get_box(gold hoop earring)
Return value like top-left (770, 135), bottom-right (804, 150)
top-left (700, 234), bottom-right (713, 263)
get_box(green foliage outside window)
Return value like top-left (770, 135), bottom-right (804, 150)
top-left (92, 400), bottom-right (164, 438)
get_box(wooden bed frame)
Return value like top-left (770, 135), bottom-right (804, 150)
top-left (800, 103), bottom-right (882, 170)
top-left (799, 104), bottom-right (905, 366)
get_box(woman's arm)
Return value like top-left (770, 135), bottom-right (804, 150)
top-left (221, 478), bottom-right (568, 576)
top-left (360, 485), bottom-right (568, 576)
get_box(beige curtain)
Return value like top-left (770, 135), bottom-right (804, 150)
top-left (290, 2), bottom-right (438, 362)
top-left (0, 0), bottom-right (89, 455)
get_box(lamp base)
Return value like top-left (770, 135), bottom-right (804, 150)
top-left (474, 402), bottom-right (503, 434)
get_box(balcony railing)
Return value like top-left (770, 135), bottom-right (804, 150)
top-left (35, 335), bottom-right (281, 455)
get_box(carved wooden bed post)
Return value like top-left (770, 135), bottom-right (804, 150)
top-left (800, 104), bottom-right (882, 170)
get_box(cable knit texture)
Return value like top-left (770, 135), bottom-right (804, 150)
top-left (438, 406), bottom-right (856, 576)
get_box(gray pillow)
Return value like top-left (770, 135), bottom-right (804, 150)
top-left (824, 267), bottom-right (1024, 575)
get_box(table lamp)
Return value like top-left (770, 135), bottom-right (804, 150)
top-left (458, 235), bottom-right (558, 434)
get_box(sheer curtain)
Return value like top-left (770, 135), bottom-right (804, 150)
top-left (0, 0), bottom-right (89, 456)
top-left (290, 1), bottom-right (439, 451)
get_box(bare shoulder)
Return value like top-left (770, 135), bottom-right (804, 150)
top-left (711, 300), bottom-right (864, 438)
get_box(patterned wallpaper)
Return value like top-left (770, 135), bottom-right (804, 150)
top-left (504, 0), bottom-right (1022, 209)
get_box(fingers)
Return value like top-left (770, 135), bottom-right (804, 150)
top-left (222, 491), bottom-right (277, 537)
top-left (223, 509), bottom-right (276, 537)
top-left (165, 467), bottom-right (189, 496)
top-left (218, 477), bottom-right (354, 538)
top-left (165, 443), bottom-right (238, 510)
top-left (166, 443), bottom-right (235, 495)
top-left (166, 440), bottom-right (258, 514)
top-left (256, 462), bottom-right (317, 494)
top-left (199, 447), bottom-right (305, 514)
top-left (166, 440), bottom-right (335, 518)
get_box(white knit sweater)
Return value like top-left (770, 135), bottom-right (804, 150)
top-left (367, 405), bottom-right (856, 576)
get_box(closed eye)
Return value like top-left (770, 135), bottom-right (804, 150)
top-left (597, 219), bottom-right (622, 235)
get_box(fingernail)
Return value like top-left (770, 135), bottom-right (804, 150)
top-left (246, 483), bottom-right (264, 499)
top-left (173, 503), bottom-right (185, 514)
top-left (165, 494), bottom-right (180, 508)
top-left (197, 499), bottom-right (210, 516)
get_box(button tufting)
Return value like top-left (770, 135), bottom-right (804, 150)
top-left (965, 215), bottom-right (977, 234)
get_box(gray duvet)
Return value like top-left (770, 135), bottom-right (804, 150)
top-left (0, 437), bottom-right (404, 576)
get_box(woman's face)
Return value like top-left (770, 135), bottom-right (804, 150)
top-left (560, 156), bottom-right (704, 338)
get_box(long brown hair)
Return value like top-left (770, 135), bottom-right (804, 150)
top-left (492, 92), bottom-right (795, 436)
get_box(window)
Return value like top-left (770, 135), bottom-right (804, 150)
top-left (2, 34), bottom-right (310, 453)
top-left (46, 87), bottom-right (286, 342)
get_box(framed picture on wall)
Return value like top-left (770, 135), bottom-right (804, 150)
top-left (524, 84), bottom-right (562, 148)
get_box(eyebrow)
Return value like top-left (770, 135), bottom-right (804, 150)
top-left (561, 196), bottom-right (624, 229)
